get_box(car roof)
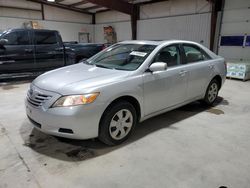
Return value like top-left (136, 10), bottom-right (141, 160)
top-left (119, 40), bottom-right (201, 46)
top-left (3, 28), bottom-right (58, 33)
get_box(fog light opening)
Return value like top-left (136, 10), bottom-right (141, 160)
top-left (58, 128), bottom-right (74, 134)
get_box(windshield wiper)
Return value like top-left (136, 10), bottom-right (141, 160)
top-left (113, 67), bottom-right (126, 71)
top-left (95, 64), bottom-right (112, 69)
top-left (81, 60), bottom-right (91, 65)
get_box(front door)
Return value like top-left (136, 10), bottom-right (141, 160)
top-left (0, 30), bottom-right (35, 74)
top-left (33, 30), bottom-right (64, 71)
top-left (143, 44), bottom-right (188, 116)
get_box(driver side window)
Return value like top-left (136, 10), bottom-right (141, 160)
top-left (154, 45), bottom-right (180, 67)
top-left (2, 31), bottom-right (29, 45)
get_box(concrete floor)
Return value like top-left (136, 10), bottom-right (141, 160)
top-left (0, 79), bottom-right (250, 188)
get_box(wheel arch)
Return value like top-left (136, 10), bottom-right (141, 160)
top-left (212, 75), bottom-right (222, 89)
top-left (99, 95), bottom-right (142, 132)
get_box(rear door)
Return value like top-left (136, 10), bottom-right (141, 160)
top-left (0, 30), bottom-right (35, 73)
top-left (33, 30), bottom-right (64, 71)
top-left (180, 43), bottom-right (214, 100)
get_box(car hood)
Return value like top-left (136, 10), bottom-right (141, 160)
top-left (33, 63), bottom-right (130, 95)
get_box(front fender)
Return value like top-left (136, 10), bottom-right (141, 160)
top-left (98, 75), bottom-right (144, 121)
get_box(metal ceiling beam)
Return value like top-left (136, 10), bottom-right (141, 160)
top-left (136, 0), bottom-right (168, 5)
top-left (70, 1), bottom-right (88, 7)
top-left (0, 5), bottom-right (41, 12)
top-left (85, 0), bottom-right (134, 15)
top-left (55, 0), bottom-right (65, 3)
top-left (27, 0), bottom-right (93, 15)
top-left (95, 8), bottom-right (110, 13)
top-left (86, 0), bottom-right (139, 39)
top-left (82, 5), bottom-right (103, 11)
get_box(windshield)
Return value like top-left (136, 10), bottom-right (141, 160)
top-left (0, 31), bottom-right (7, 39)
top-left (86, 43), bottom-right (156, 71)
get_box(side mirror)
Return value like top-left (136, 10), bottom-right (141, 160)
top-left (149, 62), bottom-right (167, 72)
top-left (0, 39), bottom-right (8, 46)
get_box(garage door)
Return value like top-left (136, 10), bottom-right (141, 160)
top-left (218, 0), bottom-right (250, 62)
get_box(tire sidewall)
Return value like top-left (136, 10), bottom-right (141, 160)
top-left (99, 101), bottom-right (137, 145)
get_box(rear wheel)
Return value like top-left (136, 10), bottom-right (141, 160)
top-left (99, 101), bottom-right (137, 146)
top-left (203, 79), bottom-right (219, 105)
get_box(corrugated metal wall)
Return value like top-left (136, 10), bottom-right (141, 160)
top-left (137, 13), bottom-right (211, 48)
top-left (94, 0), bottom-right (211, 45)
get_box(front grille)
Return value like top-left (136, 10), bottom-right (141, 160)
top-left (27, 89), bottom-right (52, 107)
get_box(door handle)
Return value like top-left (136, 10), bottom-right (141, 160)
top-left (179, 70), bottom-right (187, 76)
top-left (24, 49), bottom-right (33, 53)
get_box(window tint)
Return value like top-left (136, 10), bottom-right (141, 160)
top-left (2, 31), bottom-right (29, 45)
top-left (35, 31), bottom-right (57, 45)
top-left (220, 36), bottom-right (244, 46)
top-left (183, 45), bottom-right (210, 63)
top-left (154, 45), bottom-right (180, 67)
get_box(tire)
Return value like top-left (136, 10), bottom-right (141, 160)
top-left (203, 79), bottom-right (219, 106)
top-left (99, 101), bottom-right (137, 146)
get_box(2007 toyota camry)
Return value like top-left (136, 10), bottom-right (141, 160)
top-left (26, 40), bottom-right (226, 145)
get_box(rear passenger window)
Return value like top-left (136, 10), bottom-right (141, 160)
top-left (154, 45), bottom-right (180, 67)
top-left (183, 45), bottom-right (210, 63)
top-left (35, 31), bottom-right (57, 45)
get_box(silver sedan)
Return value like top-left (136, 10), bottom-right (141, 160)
top-left (25, 40), bottom-right (226, 145)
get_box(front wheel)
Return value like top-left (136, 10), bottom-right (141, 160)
top-left (99, 101), bottom-right (137, 146)
top-left (203, 79), bottom-right (219, 105)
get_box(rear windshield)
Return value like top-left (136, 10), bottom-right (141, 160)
top-left (86, 43), bottom-right (156, 71)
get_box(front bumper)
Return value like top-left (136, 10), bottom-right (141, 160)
top-left (25, 90), bottom-right (105, 140)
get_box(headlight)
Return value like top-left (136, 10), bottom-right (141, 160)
top-left (52, 93), bottom-right (99, 107)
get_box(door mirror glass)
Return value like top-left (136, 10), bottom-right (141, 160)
top-left (149, 62), bottom-right (167, 72)
top-left (0, 39), bottom-right (8, 46)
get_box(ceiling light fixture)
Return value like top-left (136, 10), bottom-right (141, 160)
top-left (47, 0), bottom-right (55, 2)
